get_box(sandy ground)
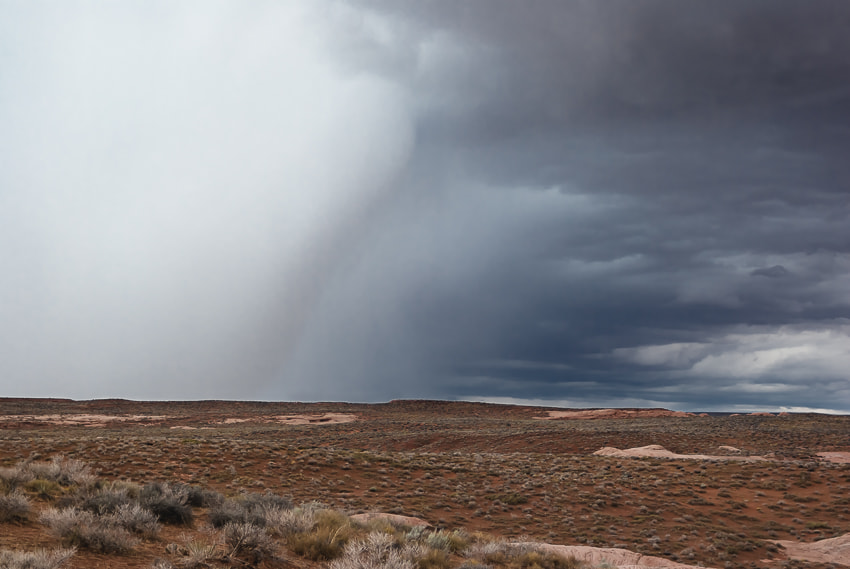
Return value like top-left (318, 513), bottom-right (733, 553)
top-left (593, 444), bottom-right (769, 461)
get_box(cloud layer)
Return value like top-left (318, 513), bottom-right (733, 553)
top-left (1, 1), bottom-right (848, 411)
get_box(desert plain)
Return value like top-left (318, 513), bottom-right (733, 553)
top-left (1, 398), bottom-right (850, 569)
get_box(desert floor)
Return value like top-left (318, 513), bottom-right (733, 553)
top-left (1, 398), bottom-right (849, 569)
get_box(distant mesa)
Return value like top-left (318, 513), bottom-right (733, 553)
top-left (535, 408), bottom-right (695, 420)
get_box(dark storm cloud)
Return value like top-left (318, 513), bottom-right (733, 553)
top-left (308, 0), bottom-right (850, 410)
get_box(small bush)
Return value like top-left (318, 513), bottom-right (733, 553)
top-left (288, 511), bottom-right (354, 562)
top-left (76, 487), bottom-right (135, 515)
top-left (26, 457), bottom-right (96, 488)
top-left (268, 506), bottom-right (316, 536)
top-left (1, 457), bottom-right (95, 492)
top-left (417, 548), bottom-right (451, 569)
top-left (178, 484), bottom-right (223, 508)
top-left (224, 522), bottom-right (277, 564)
top-left (111, 504), bottom-right (161, 537)
top-left (23, 479), bottom-right (63, 501)
top-left (140, 483), bottom-right (193, 526)
top-left (0, 548), bottom-right (75, 569)
top-left (426, 530), bottom-right (469, 553)
top-left (0, 466), bottom-right (30, 492)
top-left (330, 533), bottom-right (416, 569)
top-left (40, 508), bottom-right (139, 554)
top-left (0, 491), bottom-right (31, 522)
top-left (182, 538), bottom-right (220, 569)
top-left (209, 491), bottom-right (292, 530)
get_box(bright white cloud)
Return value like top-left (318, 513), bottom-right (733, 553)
top-left (617, 324), bottom-right (850, 384)
top-left (0, 2), bottom-right (413, 398)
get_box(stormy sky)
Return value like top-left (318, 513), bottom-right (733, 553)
top-left (1, 1), bottom-right (849, 412)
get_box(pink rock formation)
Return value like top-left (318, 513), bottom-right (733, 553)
top-left (818, 452), bottom-right (850, 464)
top-left (772, 533), bottom-right (850, 565)
top-left (593, 444), bottom-right (767, 462)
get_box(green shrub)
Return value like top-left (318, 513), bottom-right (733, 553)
top-left (288, 511), bottom-right (354, 562)
top-left (23, 479), bottom-right (63, 501)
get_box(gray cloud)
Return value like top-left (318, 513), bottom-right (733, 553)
top-left (2, 1), bottom-right (849, 411)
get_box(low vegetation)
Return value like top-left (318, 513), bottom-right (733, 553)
top-left (1, 399), bottom-right (849, 569)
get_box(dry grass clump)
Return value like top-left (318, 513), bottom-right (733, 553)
top-left (287, 508), bottom-right (356, 560)
top-left (0, 548), bottom-right (75, 569)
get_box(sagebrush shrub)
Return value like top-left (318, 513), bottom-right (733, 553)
top-left (0, 491), bottom-right (31, 522)
top-left (0, 457), bottom-right (95, 492)
top-left (0, 548), bottom-right (75, 569)
top-left (110, 504), bottom-right (161, 538)
top-left (330, 532), bottom-right (417, 569)
top-left (40, 508), bottom-right (139, 554)
top-left (139, 483), bottom-right (193, 526)
top-left (177, 484), bottom-right (223, 508)
top-left (209, 491), bottom-right (293, 531)
top-left (76, 487), bottom-right (135, 515)
top-left (224, 522), bottom-right (277, 564)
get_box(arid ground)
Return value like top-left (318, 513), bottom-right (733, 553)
top-left (1, 398), bottom-right (850, 569)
